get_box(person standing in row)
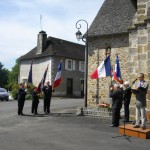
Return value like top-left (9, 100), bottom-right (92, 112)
top-left (123, 81), bottom-right (132, 122)
top-left (31, 87), bottom-right (39, 115)
top-left (132, 73), bottom-right (149, 130)
top-left (109, 84), bottom-right (123, 127)
top-left (42, 81), bottom-right (54, 114)
top-left (17, 83), bottom-right (27, 115)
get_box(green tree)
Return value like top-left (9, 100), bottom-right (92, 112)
top-left (6, 59), bottom-right (19, 99)
top-left (8, 59), bottom-right (20, 90)
top-left (0, 62), bottom-right (9, 88)
top-left (8, 59), bottom-right (19, 83)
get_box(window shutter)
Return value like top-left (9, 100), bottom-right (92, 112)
top-left (79, 61), bottom-right (84, 72)
top-left (65, 59), bottom-right (68, 70)
top-left (79, 61), bottom-right (81, 71)
top-left (73, 60), bottom-right (75, 70)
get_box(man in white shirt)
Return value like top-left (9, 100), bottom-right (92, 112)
top-left (132, 73), bottom-right (149, 130)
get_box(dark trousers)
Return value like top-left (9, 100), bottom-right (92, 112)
top-left (32, 100), bottom-right (39, 114)
top-left (124, 102), bottom-right (130, 121)
top-left (112, 108), bottom-right (120, 126)
top-left (44, 97), bottom-right (51, 113)
top-left (18, 99), bottom-right (25, 115)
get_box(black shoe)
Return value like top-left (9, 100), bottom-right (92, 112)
top-left (133, 125), bottom-right (140, 128)
top-left (141, 125), bottom-right (146, 130)
top-left (20, 113), bottom-right (24, 116)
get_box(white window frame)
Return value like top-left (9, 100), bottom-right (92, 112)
top-left (22, 78), bottom-right (27, 83)
top-left (79, 61), bottom-right (85, 72)
top-left (68, 60), bottom-right (72, 69)
top-left (65, 59), bottom-right (75, 71)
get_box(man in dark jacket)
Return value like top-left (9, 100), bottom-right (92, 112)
top-left (17, 83), bottom-right (27, 115)
top-left (109, 84), bottom-right (123, 127)
top-left (123, 81), bottom-right (132, 122)
top-left (31, 87), bottom-right (39, 115)
top-left (42, 81), bottom-right (54, 114)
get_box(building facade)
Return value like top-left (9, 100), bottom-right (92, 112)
top-left (19, 31), bottom-right (85, 97)
top-left (87, 0), bottom-right (150, 118)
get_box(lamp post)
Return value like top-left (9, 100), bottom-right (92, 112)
top-left (75, 19), bottom-right (88, 107)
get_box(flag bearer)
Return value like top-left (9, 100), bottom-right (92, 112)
top-left (31, 87), bottom-right (39, 115)
top-left (17, 83), bottom-right (27, 115)
top-left (42, 81), bottom-right (54, 114)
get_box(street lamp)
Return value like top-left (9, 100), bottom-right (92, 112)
top-left (75, 19), bottom-right (88, 107)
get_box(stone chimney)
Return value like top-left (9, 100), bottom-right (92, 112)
top-left (36, 30), bottom-right (47, 54)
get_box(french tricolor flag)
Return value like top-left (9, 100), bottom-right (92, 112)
top-left (91, 55), bottom-right (111, 79)
top-left (53, 62), bottom-right (62, 88)
top-left (113, 55), bottom-right (123, 84)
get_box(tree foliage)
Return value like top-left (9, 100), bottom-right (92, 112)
top-left (9, 59), bottom-right (19, 83)
top-left (7, 59), bottom-right (20, 90)
top-left (0, 62), bottom-right (9, 88)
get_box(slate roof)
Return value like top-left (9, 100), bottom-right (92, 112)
top-left (19, 36), bottom-right (85, 60)
top-left (88, 0), bottom-right (136, 37)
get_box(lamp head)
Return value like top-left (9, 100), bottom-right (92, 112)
top-left (76, 30), bottom-right (82, 41)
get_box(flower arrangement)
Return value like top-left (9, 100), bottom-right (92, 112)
top-left (98, 101), bottom-right (111, 109)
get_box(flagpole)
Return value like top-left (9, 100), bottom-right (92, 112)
top-left (37, 64), bottom-right (49, 93)
top-left (96, 49), bottom-right (100, 104)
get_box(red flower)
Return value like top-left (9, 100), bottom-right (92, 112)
top-left (99, 102), bottom-right (110, 108)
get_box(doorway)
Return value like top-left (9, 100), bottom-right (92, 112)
top-left (81, 80), bottom-right (84, 97)
top-left (67, 78), bottom-right (73, 96)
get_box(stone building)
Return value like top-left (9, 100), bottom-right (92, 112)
top-left (87, 0), bottom-right (150, 118)
top-left (19, 31), bottom-right (85, 97)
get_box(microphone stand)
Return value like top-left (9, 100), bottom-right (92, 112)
top-left (112, 80), bottom-right (137, 142)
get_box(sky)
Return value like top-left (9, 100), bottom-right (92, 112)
top-left (0, 0), bottom-right (104, 71)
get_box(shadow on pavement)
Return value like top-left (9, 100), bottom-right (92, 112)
top-left (50, 112), bottom-right (74, 117)
top-left (18, 114), bottom-right (49, 117)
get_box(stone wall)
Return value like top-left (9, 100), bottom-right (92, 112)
top-left (88, 35), bottom-right (130, 106)
top-left (128, 0), bottom-right (150, 119)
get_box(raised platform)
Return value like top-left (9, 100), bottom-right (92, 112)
top-left (119, 124), bottom-right (150, 139)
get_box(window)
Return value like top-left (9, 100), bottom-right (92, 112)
top-left (22, 79), bottom-right (27, 83)
top-left (79, 61), bottom-right (85, 72)
top-left (65, 59), bottom-right (75, 71)
top-left (68, 60), bottom-right (72, 69)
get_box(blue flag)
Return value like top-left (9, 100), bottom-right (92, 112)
top-left (27, 62), bottom-right (33, 84)
top-left (113, 55), bottom-right (123, 84)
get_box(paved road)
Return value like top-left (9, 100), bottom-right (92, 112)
top-left (0, 98), bottom-right (150, 150)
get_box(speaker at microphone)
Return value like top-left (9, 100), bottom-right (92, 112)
top-left (132, 78), bottom-right (137, 84)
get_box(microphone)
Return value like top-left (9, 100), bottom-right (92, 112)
top-left (132, 78), bottom-right (137, 84)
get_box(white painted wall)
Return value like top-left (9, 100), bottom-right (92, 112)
top-left (19, 57), bottom-right (52, 87)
